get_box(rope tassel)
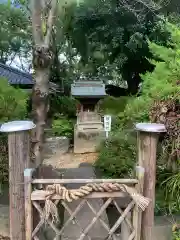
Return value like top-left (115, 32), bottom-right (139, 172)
top-left (43, 183), bottom-right (150, 222)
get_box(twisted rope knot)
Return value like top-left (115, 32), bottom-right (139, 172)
top-left (43, 182), bottom-right (150, 223)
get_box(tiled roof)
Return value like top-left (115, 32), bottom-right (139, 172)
top-left (0, 63), bottom-right (33, 85)
top-left (71, 81), bottom-right (106, 97)
top-left (0, 63), bottom-right (62, 93)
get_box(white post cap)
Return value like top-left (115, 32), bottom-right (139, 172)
top-left (0, 120), bottom-right (36, 133)
top-left (135, 123), bottom-right (166, 133)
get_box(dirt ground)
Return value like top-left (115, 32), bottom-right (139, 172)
top-left (43, 150), bottom-right (98, 169)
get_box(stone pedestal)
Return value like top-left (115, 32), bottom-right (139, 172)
top-left (74, 126), bottom-right (105, 154)
top-left (44, 137), bottom-right (70, 158)
top-left (74, 112), bottom-right (105, 154)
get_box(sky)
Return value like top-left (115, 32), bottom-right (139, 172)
top-left (0, 0), bottom-right (19, 7)
top-left (0, 0), bottom-right (78, 73)
top-left (0, 0), bottom-right (28, 71)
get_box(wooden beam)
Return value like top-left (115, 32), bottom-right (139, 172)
top-left (121, 212), bottom-right (131, 240)
top-left (31, 190), bottom-right (129, 200)
top-left (136, 123), bottom-right (166, 240)
top-left (32, 178), bottom-right (138, 184)
top-left (0, 121), bottom-right (35, 240)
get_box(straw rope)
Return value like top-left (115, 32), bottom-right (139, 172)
top-left (42, 182), bottom-right (150, 222)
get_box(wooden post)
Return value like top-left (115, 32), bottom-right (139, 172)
top-left (135, 123), bottom-right (166, 240)
top-left (0, 121), bottom-right (35, 240)
top-left (24, 168), bottom-right (35, 240)
top-left (133, 166), bottom-right (145, 240)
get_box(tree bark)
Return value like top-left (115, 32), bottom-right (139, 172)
top-left (31, 0), bottom-right (58, 167)
top-left (32, 68), bottom-right (50, 166)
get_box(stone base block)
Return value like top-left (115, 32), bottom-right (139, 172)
top-left (44, 136), bottom-right (70, 158)
top-left (74, 130), bottom-right (105, 154)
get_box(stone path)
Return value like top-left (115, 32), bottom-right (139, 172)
top-left (61, 164), bottom-right (110, 240)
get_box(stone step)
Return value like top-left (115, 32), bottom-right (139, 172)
top-left (43, 137), bottom-right (70, 159)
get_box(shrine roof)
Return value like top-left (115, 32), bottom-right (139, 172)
top-left (0, 62), bottom-right (33, 85)
top-left (71, 81), bottom-right (106, 98)
top-left (0, 63), bottom-right (61, 93)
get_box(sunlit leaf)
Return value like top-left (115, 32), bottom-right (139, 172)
top-left (42, 19), bottom-right (47, 36)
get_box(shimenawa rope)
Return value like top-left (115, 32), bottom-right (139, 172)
top-left (42, 182), bottom-right (150, 223)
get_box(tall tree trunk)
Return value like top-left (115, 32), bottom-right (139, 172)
top-left (31, 0), bottom-right (57, 167)
top-left (32, 67), bottom-right (50, 166)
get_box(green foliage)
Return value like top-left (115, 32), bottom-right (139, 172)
top-left (66, 0), bottom-right (170, 93)
top-left (118, 22), bottom-right (180, 125)
top-left (172, 229), bottom-right (180, 240)
top-left (0, 3), bottom-right (30, 63)
top-left (52, 116), bottom-right (74, 139)
top-left (155, 167), bottom-right (179, 215)
top-left (161, 172), bottom-right (180, 213)
top-left (97, 96), bottom-right (129, 115)
top-left (95, 132), bottom-right (136, 178)
top-left (164, 172), bottom-right (180, 201)
top-left (58, 96), bottom-right (77, 117)
top-left (97, 22), bottom-right (180, 215)
top-left (0, 78), bottom-right (28, 121)
top-left (50, 96), bottom-right (77, 118)
top-left (155, 186), bottom-right (179, 215)
top-left (49, 96), bottom-right (76, 140)
top-left (172, 223), bottom-right (180, 240)
top-left (0, 78), bottom-right (28, 187)
top-left (118, 23), bottom-right (180, 214)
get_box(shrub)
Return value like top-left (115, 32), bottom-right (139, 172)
top-left (0, 78), bottom-right (28, 188)
top-left (172, 224), bottom-right (180, 240)
top-left (118, 23), bottom-right (180, 126)
top-left (51, 116), bottom-right (74, 139)
top-left (155, 168), bottom-right (179, 215)
top-left (161, 171), bottom-right (180, 213)
top-left (97, 22), bottom-right (180, 214)
top-left (0, 78), bottom-right (27, 121)
top-left (50, 95), bottom-right (78, 118)
top-left (95, 131), bottom-right (137, 178)
top-left (97, 96), bottom-right (129, 115)
top-left (114, 22), bottom-right (180, 169)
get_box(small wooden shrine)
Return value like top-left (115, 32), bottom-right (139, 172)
top-left (71, 80), bottom-right (106, 153)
